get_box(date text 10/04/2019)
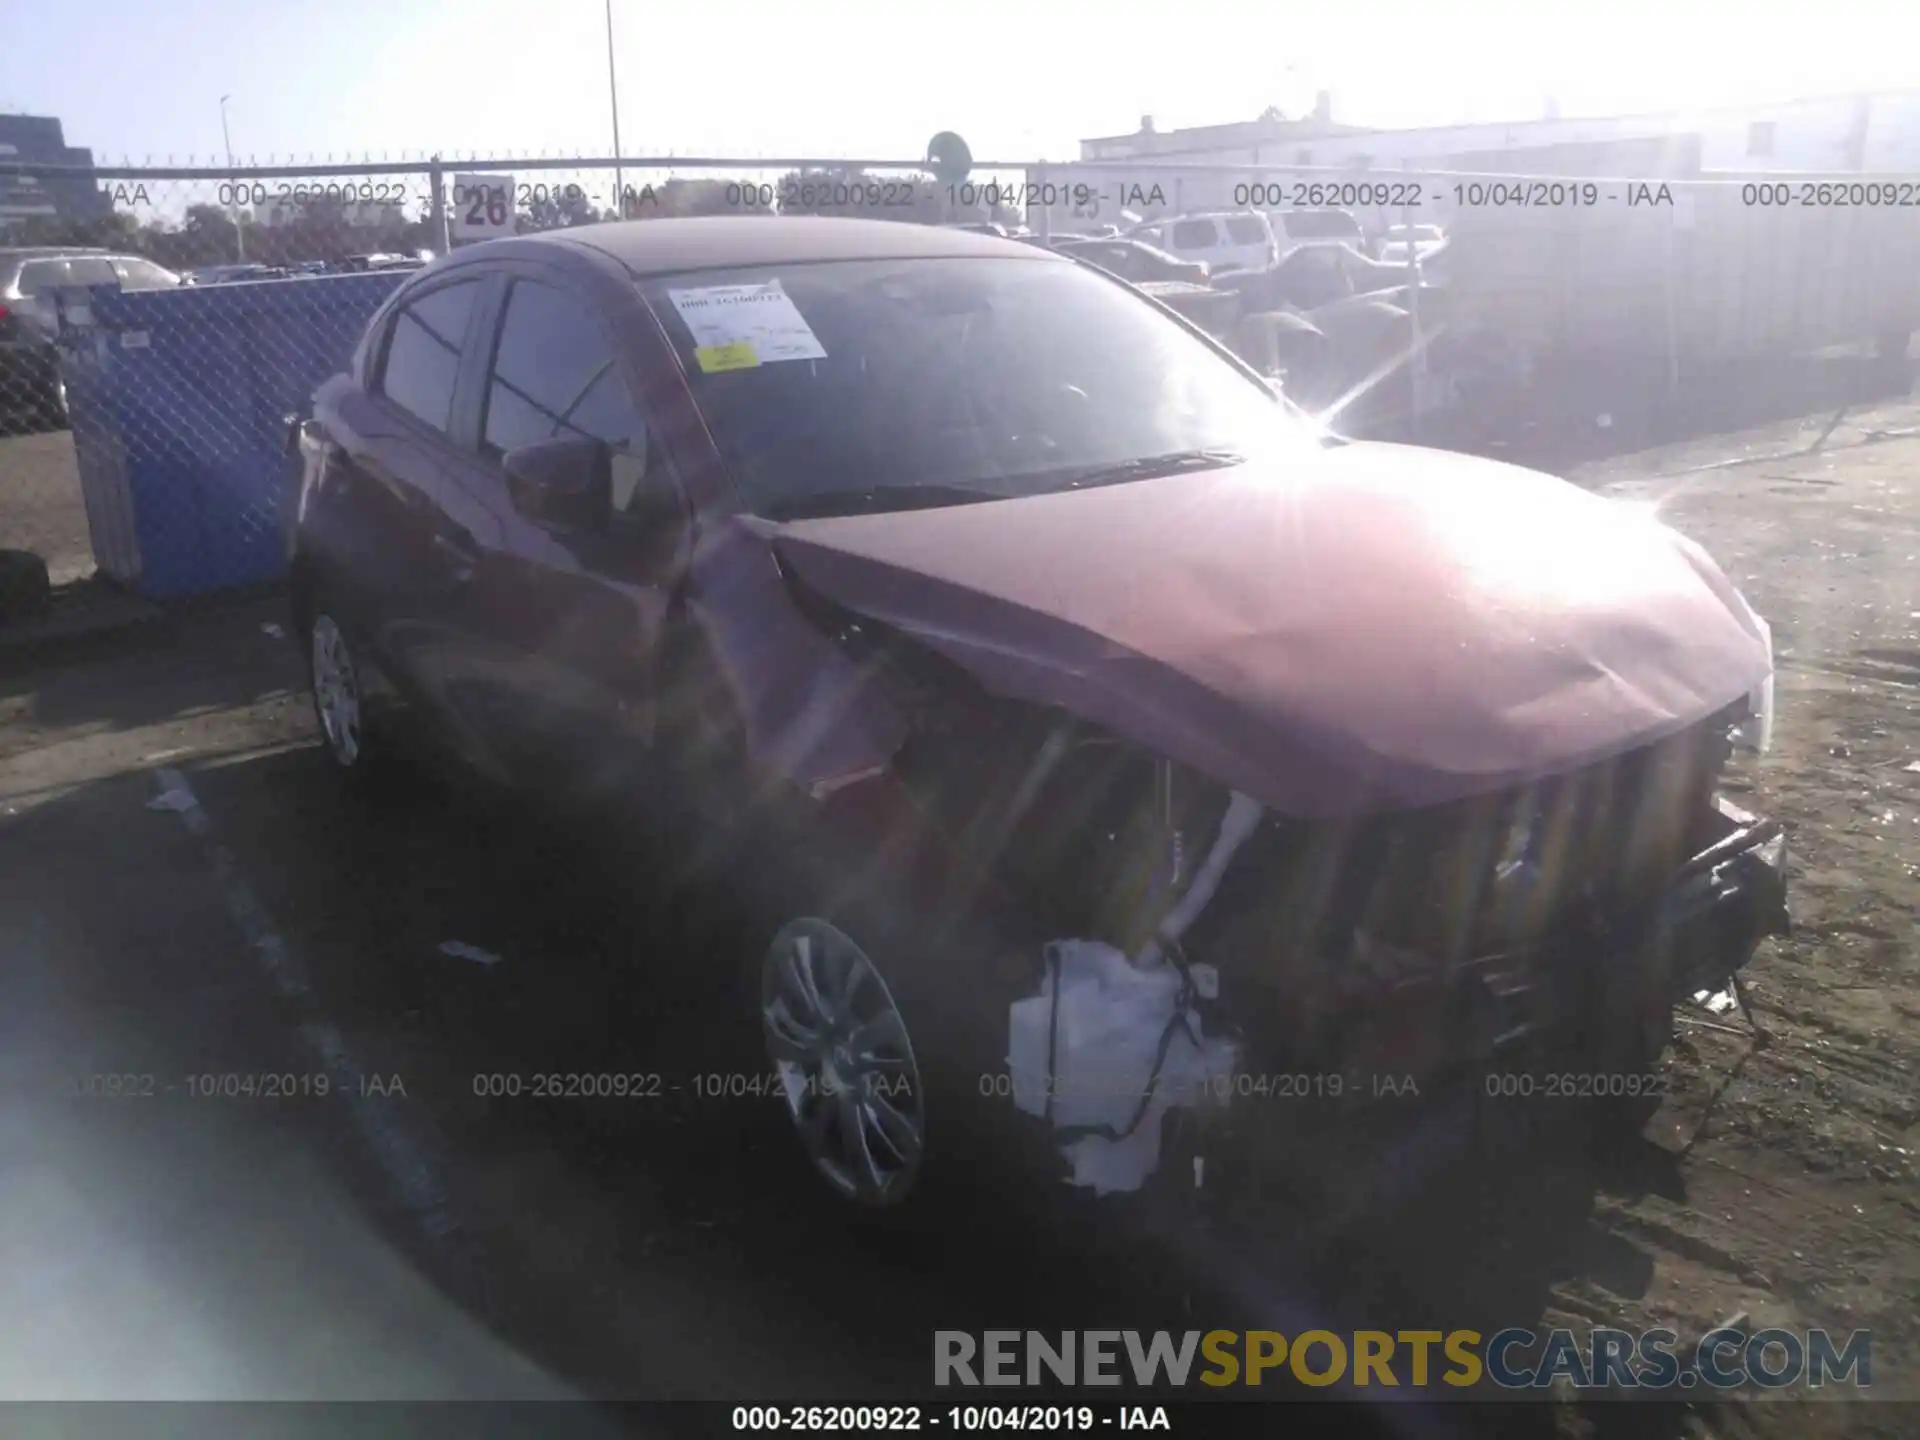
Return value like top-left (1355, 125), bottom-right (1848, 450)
top-left (729, 1405), bottom-right (1171, 1431)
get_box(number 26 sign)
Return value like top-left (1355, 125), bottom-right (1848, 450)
top-left (450, 174), bottom-right (514, 239)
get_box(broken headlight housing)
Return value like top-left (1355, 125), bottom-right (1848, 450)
top-left (1728, 602), bottom-right (1775, 755)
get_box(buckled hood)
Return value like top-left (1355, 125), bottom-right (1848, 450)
top-left (766, 445), bottom-right (1772, 818)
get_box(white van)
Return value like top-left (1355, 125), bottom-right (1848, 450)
top-left (1127, 212), bottom-right (1280, 275)
top-left (1128, 209), bottom-right (1364, 275)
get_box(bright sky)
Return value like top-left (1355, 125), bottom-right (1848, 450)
top-left (3, 0), bottom-right (1916, 164)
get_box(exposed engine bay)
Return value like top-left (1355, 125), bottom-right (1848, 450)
top-left (791, 577), bottom-right (1790, 1195)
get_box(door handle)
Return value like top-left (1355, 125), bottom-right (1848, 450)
top-left (431, 529), bottom-right (479, 580)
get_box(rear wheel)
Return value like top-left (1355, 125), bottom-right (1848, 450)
top-left (36, 367), bottom-right (68, 432)
top-left (0, 549), bottom-right (52, 619)
top-left (304, 606), bottom-right (389, 787)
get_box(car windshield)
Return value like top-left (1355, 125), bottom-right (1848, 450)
top-left (643, 256), bottom-right (1318, 520)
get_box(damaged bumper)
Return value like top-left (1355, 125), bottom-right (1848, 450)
top-left (1653, 797), bottom-right (1789, 999)
top-left (1490, 795), bottom-right (1788, 1066)
top-left (1003, 795), bottom-right (1789, 1196)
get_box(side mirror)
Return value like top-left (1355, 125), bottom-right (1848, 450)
top-left (503, 435), bottom-right (610, 533)
top-left (610, 461), bottom-right (692, 582)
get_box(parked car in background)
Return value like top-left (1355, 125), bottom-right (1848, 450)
top-left (1129, 209), bottom-right (1374, 278)
top-left (1, 247), bottom-right (180, 431)
top-left (184, 263), bottom-right (286, 286)
top-left (288, 216), bottom-right (1786, 1221)
top-left (1214, 242), bottom-right (1442, 316)
top-left (1275, 208), bottom-right (1366, 248)
top-left (1127, 211), bottom-right (1280, 274)
top-left (332, 253), bottom-right (425, 274)
top-left (1377, 224), bottom-right (1446, 264)
top-left (1051, 237), bottom-right (1209, 286)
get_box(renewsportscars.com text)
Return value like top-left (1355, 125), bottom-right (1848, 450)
top-left (933, 1328), bottom-right (1872, 1391)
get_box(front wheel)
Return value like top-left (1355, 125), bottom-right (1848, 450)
top-left (760, 916), bottom-right (930, 1208)
top-left (740, 843), bottom-right (1051, 1223)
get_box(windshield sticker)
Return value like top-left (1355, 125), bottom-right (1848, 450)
top-left (669, 280), bottom-right (828, 365)
top-left (694, 341), bottom-right (761, 373)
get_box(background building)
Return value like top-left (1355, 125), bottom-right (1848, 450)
top-left (0, 114), bottom-right (110, 230)
top-left (1042, 89), bottom-right (1920, 238)
top-left (1077, 90), bottom-right (1920, 177)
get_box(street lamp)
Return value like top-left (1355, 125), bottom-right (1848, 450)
top-left (605, 0), bottom-right (624, 217)
top-left (220, 94), bottom-right (246, 262)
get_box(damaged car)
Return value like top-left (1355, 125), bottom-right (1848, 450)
top-left (288, 216), bottom-right (1788, 1214)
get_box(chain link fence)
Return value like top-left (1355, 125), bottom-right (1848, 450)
top-left (3, 148), bottom-right (1915, 598)
top-left (0, 154), bottom-right (1036, 437)
top-left (0, 154), bottom-right (1040, 597)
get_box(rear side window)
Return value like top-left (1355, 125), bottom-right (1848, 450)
top-left (1223, 215), bottom-right (1268, 245)
top-left (15, 260), bottom-right (70, 295)
top-left (378, 280), bottom-right (481, 433)
top-left (1171, 219), bottom-right (1217, 249)
top-left (16, 256), bottom-right (119, 303)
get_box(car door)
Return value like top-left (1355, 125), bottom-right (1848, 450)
top-left (1103, 244), bottom-right (1153, 283)
top-left (450, 268), bottom-right (686, 795)
top-left (311, 274), bottom-right (501, 770)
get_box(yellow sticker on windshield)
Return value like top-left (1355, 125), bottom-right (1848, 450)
top-left (695, 341), bottom-right (760, 373)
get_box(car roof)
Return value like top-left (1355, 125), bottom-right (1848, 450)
top-left (532, 215), bottom-right (1063, 279)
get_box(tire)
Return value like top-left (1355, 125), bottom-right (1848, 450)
top-left (0, 549), bottom-right (52, 620)
top-left (36, 366), bottom-right (69, 433)
top-left (733, 825), bottom-right (1053, 1226)
top-left (301, 601), bottom-right (389, 788)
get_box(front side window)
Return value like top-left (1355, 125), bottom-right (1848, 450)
top-left (64, 258), bottom-right (118, 286)
top-left (114, 258), bottom-right (179, 290)
top-left (645, 256), bottom-right (1318, 522)
top-left (483, 278), bottom-right (658, 514)
top-left (1171, 219), bottom-right (1217, 250)
top-left (378, 280), bottom-right (481, 434)
top-left (1224, 215), bottom-right (1268, 245)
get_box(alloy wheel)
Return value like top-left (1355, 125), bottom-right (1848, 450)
top-left (310, 614), bottom-right (364, 767)
top-left (761, 917), bottom-right (928, 1206)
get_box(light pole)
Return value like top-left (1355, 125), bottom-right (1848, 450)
top-left (605, 0), bottom-right (624, 217)
top-left (220, 94), bottom-right (246, 262)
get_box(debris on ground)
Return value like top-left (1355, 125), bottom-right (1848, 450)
top-left (438, 940), bottom-right (504, 968)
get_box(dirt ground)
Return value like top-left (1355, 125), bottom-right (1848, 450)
top-left (0, 392), bottom-right (1914, 1435)
top-left (1553, 400), bottom-right (1920, 1433)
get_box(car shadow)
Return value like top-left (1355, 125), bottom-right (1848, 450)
top-left (0, 712), bottom-right (1735, 1435)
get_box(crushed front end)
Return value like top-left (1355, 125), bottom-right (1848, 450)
top-left (883, 673), bottom-right (1788, 1197)
top-left (764, 528), bottom-right (1788, 1203)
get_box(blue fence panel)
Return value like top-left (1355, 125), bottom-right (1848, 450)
top-left (60, 272), bottom-right (406, 599)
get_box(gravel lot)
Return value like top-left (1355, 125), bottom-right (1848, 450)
top-left (0, 397), bottom-right (1914, 1434)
